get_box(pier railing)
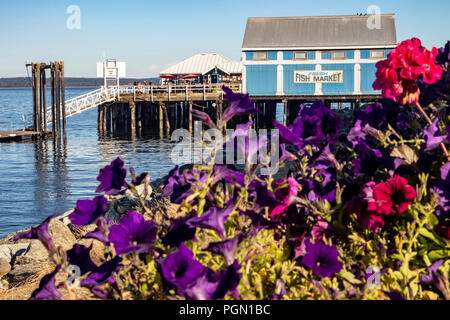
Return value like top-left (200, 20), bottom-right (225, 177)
top-left (42, 83), bottom-right (242, 127)
top-left (118, 83), bottom-right (242, 102)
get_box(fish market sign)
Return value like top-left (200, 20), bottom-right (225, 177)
top-left (294, 70), bottom-right (343, 83)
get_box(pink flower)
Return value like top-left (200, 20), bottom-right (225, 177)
top-left (372, 175), bottom-right (417, 215)
top-left (347, 182), bottom-right (385, 233)
top-left (270, 178), bottom-right (299, 218)
top-left (372, 37), bottom-right (443, 105)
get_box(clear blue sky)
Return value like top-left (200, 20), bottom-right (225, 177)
top-left (0, 0), bottom-right (449, 78)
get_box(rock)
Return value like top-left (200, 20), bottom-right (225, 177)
top-left (0, 258), bottom-right (11, 277)
top-left (47, 219), bottom-right (77, 251)
top-left (0, 243), bottom-right (30, 263)
top-left (21, 240), bottom-right (49, 262)
top-left (105, 207), bottom-right (121, 224)
top-left (7, 262), bottom-right (45, 285)
top-left (0, 278), bottom-right (8, 290)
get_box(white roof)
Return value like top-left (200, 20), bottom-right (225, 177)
top-left (160, 53), bottom-right (243, 75)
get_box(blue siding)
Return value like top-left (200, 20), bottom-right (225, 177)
top-left (283, 51), bottom-right (293, 60)
top-left (246, 65), bottom-right (277, 95)
top-left (267, 51), bottom-right (277, 60)
top-left (307, 52), bottom-right (316, 60)
top-left (322, 51), bottom-right (332, 60)
top-left (360, 63), bottom-right (379, 94)
top-left (321, 64), bottom-right (355, 95)
top-left (346, 50), bottom-right (355, 59)
top-left (360, 50), bottom-right (370, 59)
top-left (283, 64), bottom-right (316, 95)
top-left (246, 51), bottom-right (277, 61)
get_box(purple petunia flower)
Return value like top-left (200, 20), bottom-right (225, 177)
top-left (108, 211), bottom-right (157, 255)
top-left (162, 166), bottom-right (208, 204)
top-left (420, 259), bottom-right (444, 285)
top-left (184, 260), bottom-right (242, 300)
top-left (273, 101), bottom-right (342, 151)
top-left (222, 86), bottom-right (260, 122)
top-left (69, 195), bottom-right (108, 227)
top-left (159, 243), bottom-right (206, 292)
top-left (422, 118), bottom-right (447, 152)
top-left (191, 109), bottom-right (216, 128)
top-left (66, 244), bottom-right (98, 275)
top-left (162, 210), bottom-right (197, 248)
top-left (302, 239), bottom-right (343, 278)
top-left (242, 210), bottom-right (278, 237)
top-left (29, 265), bottom-right (64, 300)
top-left (270, 279), bottom-right (287, 300)
top-left (96, 157), bottom-right (127, 195)
top-left (80, 256), bottom-right (123, 288)
top-left (82, 217), bottom-right (113, 244)
top-left (13, 213), bottom-right (59, 253)
top-left (206, 233), bottom-right (246, 266)
top-left (187, 205), bottom-right (234, 240)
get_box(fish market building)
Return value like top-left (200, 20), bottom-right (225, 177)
top-left (241, 14), bottom-right (397, 102)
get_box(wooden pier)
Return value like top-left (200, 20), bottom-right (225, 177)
top-left (96, 83), bottom-right (381, 138)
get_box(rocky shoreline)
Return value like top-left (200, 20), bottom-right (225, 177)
top-left (0, 174), bottom-right (176, 299)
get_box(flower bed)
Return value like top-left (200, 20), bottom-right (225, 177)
top-left (14, 38), bottom-right (450, 300)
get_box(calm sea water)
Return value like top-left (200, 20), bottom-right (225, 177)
top-left (0, 88), bottom-right (178, 238)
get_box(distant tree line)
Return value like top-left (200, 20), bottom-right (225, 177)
top-left (0, 77), bottom-right (160, 88)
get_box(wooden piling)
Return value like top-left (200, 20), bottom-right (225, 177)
top-left (60, 61), bottom-right (66, 138)
top-left (35, 63), bottom-right (42, 133)
top-left (41, 66), bottom-right (47, 132)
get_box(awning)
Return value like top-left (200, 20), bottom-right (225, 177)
top-left (160, 74), bottom-right (176, 79)
top-left (182, 74), bottom-right (200, 79)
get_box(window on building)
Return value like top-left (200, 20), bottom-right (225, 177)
top-left (253, 52), bottom-right (268, 61)
top-left (294, 51), bottom-right (308, 60)
top-left (332, 51), bottom-right (346, 60)
top-left (370, 50), bottom-right (385, 59)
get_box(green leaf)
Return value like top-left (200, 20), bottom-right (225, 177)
top-left (418, 227), bottom-right (446, 246)
top-left (426, 214), bottom-right (439, 227)
top-left (390, 145), bottom-right (418, 165)
top-left (428, 249), bottom-right (450, 261)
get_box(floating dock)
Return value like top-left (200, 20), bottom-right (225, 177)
top-left (0, 130), bottom-right (52, 143)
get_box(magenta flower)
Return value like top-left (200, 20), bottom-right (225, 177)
top-left (372, 175), bottom-right (417, 215)
top-left (159, 243), bottom-right (206, 292)
top-left (96, 157), bottom-right (127, 195)
top-left (302, 239), bottom-right (343, 278)
top-left (69, 195), bottom-right (108, 226)
top-left (29, 265), bottom-right (64, 300)
top-left (13, 213), bottom-right (59, 253)
top-left (108, 211), bottom-right (157, 255)
top-left (187, 205), bottom-right (234, 240)
top-left (222, 86), bottom-right (260, 122)
top-left (373, 37), bottom-right (443, 105)
top-left (270, 178), bottom-right (299, 218)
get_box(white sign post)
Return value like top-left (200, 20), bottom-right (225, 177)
top-left (97, 60), bottom-right (126, 99)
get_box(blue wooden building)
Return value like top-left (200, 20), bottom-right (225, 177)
top-left (241, 15), bottom-right (397, 98)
